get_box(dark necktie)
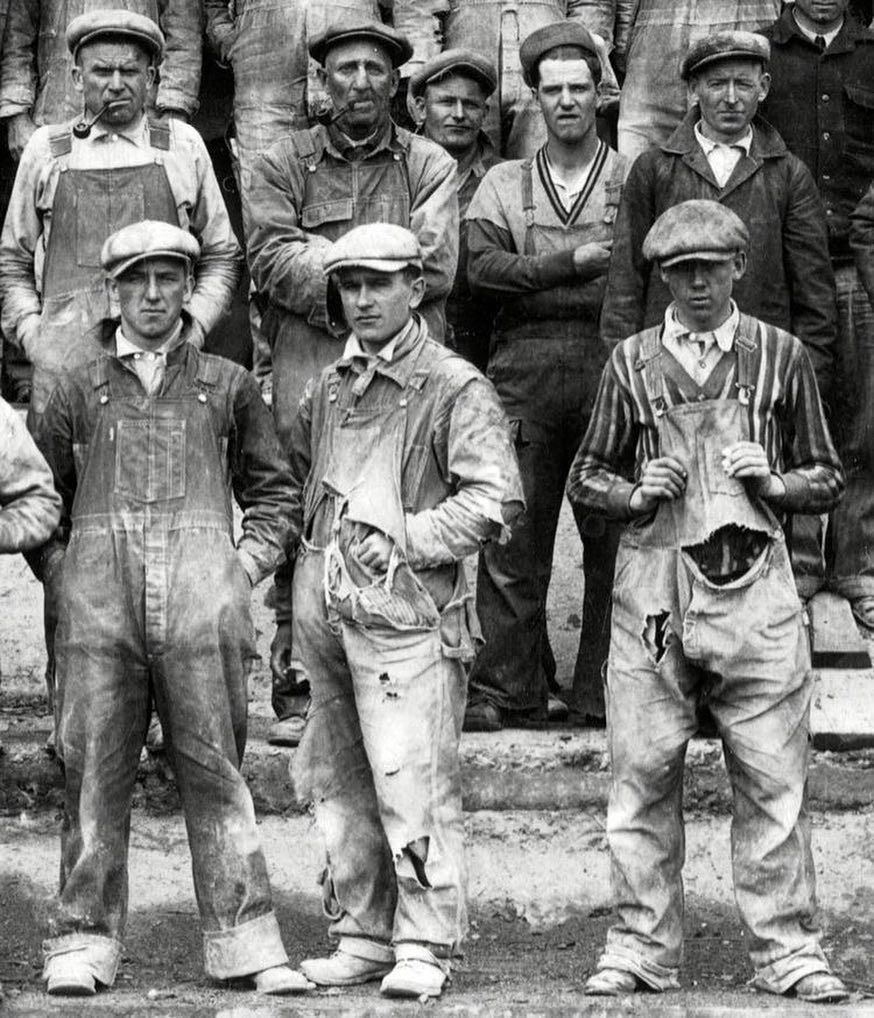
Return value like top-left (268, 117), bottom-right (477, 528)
top-left (815, 34), bottom-right (826, 51)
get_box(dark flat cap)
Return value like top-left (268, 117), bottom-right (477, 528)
top-left (681, 30), bottom-right (770, 80)
top-left (308, 21), bottom-right (413, 68)
top-left (409, 49), bottom-right (497, 99)
top-left (101, 221), bottom-right (200, 278)
top-left (520, 21), bottom-right (599, 86)
top-left (643, 200), bottom-right (749, 267)
top-left (324, 224), bottom-right (422, 275)
top-left (66, 9), bottom-right (164, 60)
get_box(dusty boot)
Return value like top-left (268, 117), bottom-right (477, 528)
top-left (380, 945), bottom-right (449, 999)
top-left (786, 972), bottom-right (850, 1004)
top-left (301, 938), bottom-right (394, 986)
top-left (584, 967), bottom-right (646, 996)
top-left (249, 965), bottom-right (312, 995)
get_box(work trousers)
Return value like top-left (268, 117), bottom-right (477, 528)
top-left (471, 333), bottom-right (618, 718)
top-left (293, 546), bottom-right (468, 955)
top-left (599, 535), bottom-right (830, 992)
top-left (45, 530), bottom-right (288, 985)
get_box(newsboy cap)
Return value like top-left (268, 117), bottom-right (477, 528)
top-left (66, 9), bottom-right (165, 61)
top-left (519, 21), bottom-right (600, 86)
top-left (409, 49), bottom-right (497, 99)
top-left (101, 221), bottom-right (200, 279)
top-left (681, 30), bottom-right (770, 81)
top-left (642, 200), bottom-right (749, 268)
top-left (308, 21), bottom-right (413, 68)
top-left (324, 224), bottom-right (423, 275)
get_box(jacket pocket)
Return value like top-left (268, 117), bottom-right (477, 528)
top-left (301, 198), bottom-right (354, 229)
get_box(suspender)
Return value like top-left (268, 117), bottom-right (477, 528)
top-left (520, 160), bottom-right (536, 256)
top-left (48, 114), bottom-right (171, 160)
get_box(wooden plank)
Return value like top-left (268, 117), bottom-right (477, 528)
top-left (812, 667), bottom-right (874, 750)
top-left (808, 591), bottom-right (871, 669)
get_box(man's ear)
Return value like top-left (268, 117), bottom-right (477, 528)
top-left (71, 64), bottom-right (84, 94)
top-left (105, 276), bottom-right (119, 303)
top-left (757, 71), bottom-right (771, 102)
top-left (731, 251), bottom-right (748, 282)
top-left (317, 65), bottom-right (328, 90)
top-left (409, 274), bottom-right (426, 309)
top-left (183, 269), bottom-right (195, 303)
top-left (146, 64), bottom-right (157, 89)
top-left (389, 68), bottom-right (401, 99)
top-left (411, 94), bottom-right (427, 127)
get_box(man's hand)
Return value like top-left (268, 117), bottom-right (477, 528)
top-left (7, 113), bottom-right (36, 161)
top-left (722, 441), bottom-right (786, 499)
top-left (573, 241), bottom-right (613, 279)
top-left (354, 530), bottom-right (393, 571)
top-left (629, 456), bottom-right (687, 515)
top-left (17, 313), bottom-right (41, 359)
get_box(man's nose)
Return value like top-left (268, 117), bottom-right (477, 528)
top-left (559, 83), bottom-right (573, 106)
top-left (725, 81), bottom-right (738, 103)
top-left (352, 65), bottom-right (369, 90)
top-left (108, 69), bottom-right (124, 91)
top-left (145, 275), bottom-right (161, 300)
top-left (452, 99), bottom-right (465, 119)
top-left (355, 285), bottom-right (372, 306)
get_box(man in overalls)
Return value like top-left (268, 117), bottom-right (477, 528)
top-left (568, 200), bottom-right (848, 1003)
top-left (0, 9), bottom-right (242, 432)
top-left (34, 220), bottom-right (310, 998)
top-left (272, 223), bottom-right (523, 997)
top-left (410, 48), bottom-right (501, 372)
top-left (464, 21), bottom-right (625, 731)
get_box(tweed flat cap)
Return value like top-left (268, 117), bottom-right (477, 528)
top-left (409, 49), bottom-right (497, 99)
top-left (681, 30), bottom-right (770, 80)
top-left (66, 9), bottom-right (164, 60)
top-left (308, 21), bottom-right (413, 68)
top-left (324, 224), bottom-right (423, 275)
top-left (643, 200), bottom-right (749, 267)
top-left (101, 221), bottom-right (200, 278)
top-left (520, 21), bottom-right (600, 86)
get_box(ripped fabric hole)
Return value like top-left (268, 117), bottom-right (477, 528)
top-left (643, 612), bottom-right (672, 666)
top-left (400, 837), bottom-right (431, 889)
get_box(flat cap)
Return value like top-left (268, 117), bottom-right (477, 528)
top-left (324, 224), bottom-right (423, 275)
top-left (101, 220), bottom-right (200, 278)
top-left (409, 48), bottom-right (497, 99)
top-left (643, 200), bottom-right (749, 267)
top-left (308, 21), bottom-right (413, 68)
top-left (66, 8), bottom-right (164, 60)
top-left (681, 30), bottom-right (770, 80)
top-left (520, 21), bottom-right (600, 86)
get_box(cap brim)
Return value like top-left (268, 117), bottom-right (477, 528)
top-left (73, 28), bottom-right (162, 58)
top-left (685, 50), bottom-right (768, 78)
top-left (326, 258), bottom-right (422, 276)
top-left (107, 250), bottom-right (193, 278)
top-left (660, 250), bottom-right (740, 268)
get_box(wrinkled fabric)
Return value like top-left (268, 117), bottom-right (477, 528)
top-left (423, 0), bottom-right (619, 156)
top-left (0, 395), bottom-right (61, 552)
top-left (37, 323), bottom-right (295, 982)
top-left (247, 122), bottom-right (458, 445)
top-left (761, 10), bottom-right (874, 265)
top-left (614, 0), bottom-right (781, 162)
top-left (0, 0), bottom-right (201, 123)
top-left (466, 146), bottom-right (624, 716)
top-left (0, 115), bottom-right (243, 348)
top-left (600, 111), bottom-right (837, 398)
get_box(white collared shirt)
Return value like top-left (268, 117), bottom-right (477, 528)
top-left (342, 317), bottom-right (416, 364)
top-left (792, 11), bottom-right (844, 48)
top-left (694, 121), bottom-right (754, 188)
top-left (542, 148), bottom-right (599, 209)
top-left (116, 319), bottom-right (184, 393)
top-left (662, 300), bottom-right (739, 386)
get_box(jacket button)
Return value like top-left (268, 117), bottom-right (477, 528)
top-left (823, 131), bottom-right (831, 141)
top-left (821, 93), bottom-right (830, 102)
top-left (198, 392), bottom-right (208, 402)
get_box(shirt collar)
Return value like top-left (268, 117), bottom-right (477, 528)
top-left (90, 112), bottom-right (149, 146)
top-left (694, 120), bottom-right (754, 156)
top-left (342, 316), bottom-right (416, 364)
top-left (116, 319), bottom-right (185, 360)
top-left (326, 120), bottom-right (395, 160)
top-left (791, 9), bottom-right (844, 47)
top-left (662, 300), bottom-right (740, 351)
top-left (337, 316), bottom-right (427, 387)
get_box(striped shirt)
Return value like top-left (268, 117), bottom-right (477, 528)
top-left (567, 313), bottom-right (844, 521)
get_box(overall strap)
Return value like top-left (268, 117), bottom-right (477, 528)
top-left (521, 159), bottom-right (535, 255)
top-left (291, 127), bottom-right (321, 174)
top-left (194, 353), bottom-right (222, 391)
top-left (146, 115), bottom-right (171, 151)
top-left (734, 313), bottom-right (759, 406)
top-left (48, 127), bottom-right (73, 159)
top-left (634, 326), bottom-right (667, 417)
top-left (89, 356), bottom-right (111, 402)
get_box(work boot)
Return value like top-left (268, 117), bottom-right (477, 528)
top-left (786, 972), bottom-right (850, 1004)
top-left (851, 596), bottom-right (874, 630)
top-left (44, 954), bottom-right (97, 997)
top-left (463, 700), bottom-right (503, 732)
top-left (301, 938), bottom-right (394, 986)
top-left (381, 945), bottom-right (448, 999)
top-left (249, 965), bottom-right (312, 995)
top-left (584, 967), bottom-right (647, 996)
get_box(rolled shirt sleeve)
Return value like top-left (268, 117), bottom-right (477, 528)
top-left (156, 0), bottom-right (203, 116)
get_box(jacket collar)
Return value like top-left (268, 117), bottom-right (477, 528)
top-left (662, 107), bottom-right (787, 159)
top-left (91, 311), bottom-right (199, 363)
top-left (770, 4), bottom-right (873, 52)
top-left (324, 119), bottom-right (406, 160)
top-left (335, 314), bottom-right (428, 388)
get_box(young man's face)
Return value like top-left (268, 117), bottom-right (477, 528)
top-left (659, 253), bottom-right (746, 332)
top-left (72, 40), bottom-right (155, 129)
top-left (319, 40), bottom-right (398, 138)
top-left (793, 0), bottom-right (850, 26)
top-left (690, 59), bottom-right (770, 144)
top-left (535, 57), bottom-right (598, 146)
top-left (109, 256), bottom-right (192, 349)
top-left (335, 267), bottom-right (425, 349)
top-left (416, 74), bottom-right (487, 158)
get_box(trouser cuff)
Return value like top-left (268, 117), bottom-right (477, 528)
top-left (598, 943), bottom-right (680, 991)
top-left (203, 911), bottom-right (289, 979)
top-left (750, 948), bottom-right (831, 995)
top-left (43, 933), bottom-right (122, 987)
top-left (337, 936), bottom-right (394, 965)
top-left (395, 941), bottom-right (451, 974)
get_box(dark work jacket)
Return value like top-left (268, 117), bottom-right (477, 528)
top-left (600, 110), bottom-right (837, 397)
top-left (761, 6), bottom-right (874, 263)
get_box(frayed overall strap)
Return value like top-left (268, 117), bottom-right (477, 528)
top-left (634, 326), bottom-right (667, 417)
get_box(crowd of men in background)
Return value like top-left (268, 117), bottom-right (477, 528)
top-left (0, 0), bottom-right (873, 1005)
